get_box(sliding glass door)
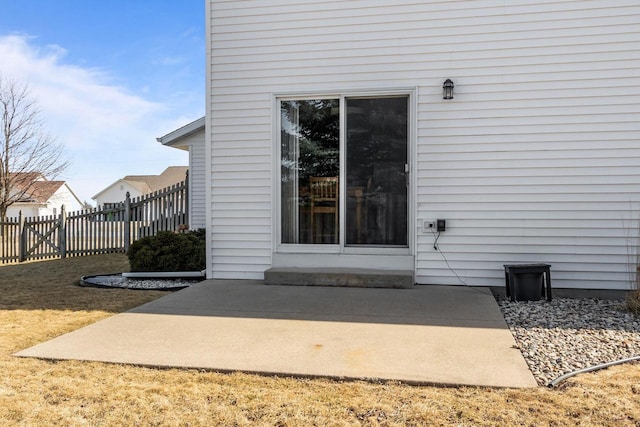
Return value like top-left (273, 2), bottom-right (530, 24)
top-left (280, 95), bottom-right (408, 248)
top-left (346, 97), bottom-right (408, 246)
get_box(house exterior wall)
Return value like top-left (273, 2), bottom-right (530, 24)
top-left (47, 184), bottom-right (84, 214)
top-left (179, 130), bottom-right (207, 230)
top-left (93, 182), bottom-right (144, 208)
top-left (207, 0), bottom-right (640, 288)
top-left (5, 204), bottom-right (43, 218)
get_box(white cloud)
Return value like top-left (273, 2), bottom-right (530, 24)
top-left (0, 34), bottom-right (191, 204)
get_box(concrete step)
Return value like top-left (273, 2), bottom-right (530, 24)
top-left (264, 267), bottom-right (415, 289)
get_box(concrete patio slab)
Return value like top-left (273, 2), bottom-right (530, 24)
top-left (15, 280), bottom-right (537, 388)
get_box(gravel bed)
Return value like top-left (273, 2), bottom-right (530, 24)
top-left (498, 298), bottom-right (640, 386)
top-left (81, 274), bottom-right (197, 290)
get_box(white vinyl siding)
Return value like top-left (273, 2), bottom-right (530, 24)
top-left (208, 98), bottom-right (272, 278)
top-left (182, 132), bottom-right (207, 230)
top-left (208, 0), bottom-right (640, 288)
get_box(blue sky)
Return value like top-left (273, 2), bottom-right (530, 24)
top-left (0, 1), bottom-right (204, 204)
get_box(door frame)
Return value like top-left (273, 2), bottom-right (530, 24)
top-left (272, 87), bottom-right (417, 261)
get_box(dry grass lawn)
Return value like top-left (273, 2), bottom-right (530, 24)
top-left (1, 254), bottom-right (639, 426)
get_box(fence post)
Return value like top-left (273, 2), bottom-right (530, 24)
top-left (18, 211), bottom-right (26, 262)
top-left (124, 192), bottom-right (131, 251)
top-left (184, 170), bottom-right (189, 228)
top-left (59, 205), bottom-right (67, 258)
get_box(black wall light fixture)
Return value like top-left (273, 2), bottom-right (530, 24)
top-left (443, 79), bottom-right (454, 100)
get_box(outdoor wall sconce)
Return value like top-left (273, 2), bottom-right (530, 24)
top-left (443, 79), bottom-right (454, 100)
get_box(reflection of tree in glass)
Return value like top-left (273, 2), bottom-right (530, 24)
top-left (348, 98), bottom-right (406, 162)
top-left (347, 98), bottom-right (407, 190)
top-left (281, 99), bottom-right (339, 184)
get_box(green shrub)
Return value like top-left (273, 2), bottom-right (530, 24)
top-left (127, 230), bottom-right (205, 272)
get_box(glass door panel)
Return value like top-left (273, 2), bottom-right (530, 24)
top-left (280, 99), bottom-right (340, 244)
top-left (346, 97), bottom-right (408, 246)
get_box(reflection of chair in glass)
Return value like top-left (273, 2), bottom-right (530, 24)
top-left (310, 176), bottom-right (339, 243)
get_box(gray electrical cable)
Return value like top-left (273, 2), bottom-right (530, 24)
top-left (548, 355), bottom-right (640, 388)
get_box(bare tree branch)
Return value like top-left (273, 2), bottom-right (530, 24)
top-left (0, 75), bottom-right (69, 218)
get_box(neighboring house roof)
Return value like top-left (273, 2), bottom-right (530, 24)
top-left (18, 181), bottom-right (65, 203)
top-left (156, 117), bottom-right (205, 148)
top-left (92, 166), bottom-right (188, 201)
top-left (122, 166), bottom-right (189, 192)
top-left (9, 172), bottom-right (44, 199)
top-left (9, 172), bottom-right (83, 207)
top-left (10, 172), bottom-right (45, 189)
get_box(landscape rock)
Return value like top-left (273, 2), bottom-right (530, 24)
top-left (498, 298), bottom-right (640, 385)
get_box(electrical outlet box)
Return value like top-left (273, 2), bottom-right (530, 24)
top-left (424, 221), bottom-right (436, 230)
top-left (436, 219), bottom-right (446, 232)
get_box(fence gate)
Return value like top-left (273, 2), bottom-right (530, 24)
top-left (20, 214), bottom-right (64, 262)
